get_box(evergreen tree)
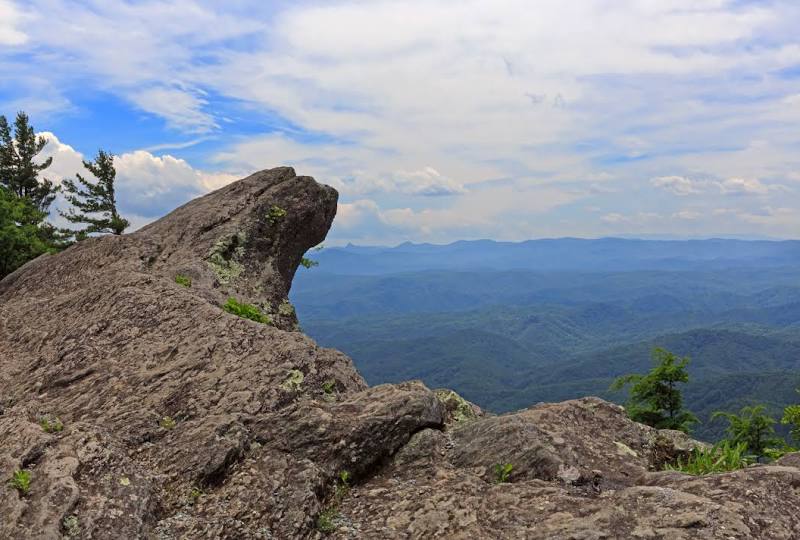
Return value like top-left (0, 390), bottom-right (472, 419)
top-left (712, 405), bottom-right (782, 458)
top-left (0, 112), bottom-right (58, 214)
top-left (782, 389), bottom-right (800, 444)
top-left (0, 186), bottom-right (52, 278)
top-left (611, 348), bottom-right (698, 433)
top-left (60, 149), bottom-right (129, 236)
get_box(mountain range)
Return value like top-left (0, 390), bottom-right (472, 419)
top-left (292, 238), bottom-right (800, 441)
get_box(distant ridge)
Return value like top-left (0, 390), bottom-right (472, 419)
top-left (310, 237), bottom-right (800, 275)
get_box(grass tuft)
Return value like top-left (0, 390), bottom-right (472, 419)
top-left (9, 469), bottom-right (31, 495)
top-left (664, 441), bottom-right (752, 475)
top-left (223, 298), bottom-right (272, 325)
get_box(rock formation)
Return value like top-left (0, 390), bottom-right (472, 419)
top-left (1, 167), bottom-right (799, 539)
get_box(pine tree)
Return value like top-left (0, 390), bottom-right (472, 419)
top-left (0, 186), bottom-right (52, 278)
top-left (0, 112), bottom-right (58, 214)
top-left (60, 149), bottom-right (129, 236)
top-left (611, 348), bottom-right (698, 433)
top-left (712, 405), bottom-right (782, 458)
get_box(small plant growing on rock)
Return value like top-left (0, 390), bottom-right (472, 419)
top-left (493, 463), bottom-right (513, 483)
top-left (188, 487), bottom-right (203, 505)
top-left (9, 469), bottom-right (31, 495)
top-left (322, 380), bottom-right (337, 394)
top-left (174, 274), bottom-right (192, 287)
top-left (316, 507), bottom-right (339, 534)
top-left (39, 415), bottom-right (64, 433)
top-left (267, 205), bottom-right (287, 225)
top-left (300, 256), bottom-right (319, 269)
top-left (664, 441), bottom-right (751, 475)
top-left (159, 416), bottom-right (177, 430)
top-left (335, 470), bottom-right (351, 500)
top-left (300, 244), bottom-right (323, 269)
top-left (223, 298), bottom-right (272, 325)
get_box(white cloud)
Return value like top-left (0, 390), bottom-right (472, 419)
top-left (672, 210), bottom-right (701, 220)
top-left (129, 87), bottom-right (217, 133)
top-left (715, 177), bottom-right (770, 195)
top-left (39, 132), bottom-right (237, 229)
top-left (6, 1), bottom-right (800, 240)
top-left (651, 176), bottom-right (704, 196)
top-left (0, 0), bottom-right (26, 45)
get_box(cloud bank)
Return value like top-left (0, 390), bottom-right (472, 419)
top-left (2, 0), bottom-right (800, 242)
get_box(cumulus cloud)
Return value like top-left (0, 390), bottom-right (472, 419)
top-left (39, 132), bottom-right (237, 229)
top-left (6, 1), bottom-right (800, 240)
top-left (651, 176), bottom-right (703, 196)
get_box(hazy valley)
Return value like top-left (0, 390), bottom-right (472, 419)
top-left (293, 238), bottom-right (800, 441)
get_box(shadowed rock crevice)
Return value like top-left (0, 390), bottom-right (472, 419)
top-left (2, 167), bottom-right (800, 539)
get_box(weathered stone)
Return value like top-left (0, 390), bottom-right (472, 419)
top-left (2, 168), bottom-right (799, 539)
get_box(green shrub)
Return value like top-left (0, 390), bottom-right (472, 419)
top-left (159, 416), bottom-right (177, 430)
top-left (782, 398), bottom-right (800, 443)
top-left (664, 441), bottom-right (752, 475)
top-left (174, 274), bottom-right (192, 287)
top-left (9, 469), bottom-right (31, 495)
top-left (493, 463), bottom-right (513, 483)
top-left (223, 298), bottom-right (271, 325)
top-left (322, 380), bottom-right (337, 394)
top-left (711, 405), bottom-right (781, 458)
top-left (39, 416), bottom-right (64, 433)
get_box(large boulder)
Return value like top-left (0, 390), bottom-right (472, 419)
top-left (2, 167), bottom-right (799, 539)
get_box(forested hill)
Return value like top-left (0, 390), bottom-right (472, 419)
top-left (292, 238), bottom-right (800, 442)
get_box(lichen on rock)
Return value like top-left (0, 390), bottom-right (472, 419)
top-left (207, 231), bottom-right (246, 285)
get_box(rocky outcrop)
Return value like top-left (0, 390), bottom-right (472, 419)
top-left (1, 167), bottom-right (799, 539)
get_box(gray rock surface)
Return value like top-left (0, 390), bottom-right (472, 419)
top-left (1, 167), bottom-right (799, 539)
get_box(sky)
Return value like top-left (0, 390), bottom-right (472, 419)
top-left (1, 0), bottom-right (799, 244)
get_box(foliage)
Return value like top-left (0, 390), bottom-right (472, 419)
top-left (335, 470), bottom-right (351, 501)
top-left (0, 112), bottom-right (58, 213)
top-left (782, 390), bottom-right (800, 443)
top-left (300, 256), bottom-right (319, 269)
top-left (0, 186), bottom-right (53, 278)
top-left (60, 149), bottom-right (129, 237)
top-left (316, 471), bottom-right (351, 534)
top-left (174, 274), bottom-right (192, 287)
top-left (493, 463), bottom-right (513, 483)
top-left (322, 380), bottom-right (337, 394)
top-left (159, 416), bottom-right (176, 430)
top-left (9, 469), bottom-right (31, 495)
top-left (316, 507), bottom-right (339, 533)
top-left (39, 416), bottom-right (64, 433)
top-left (267, 205), bottom-right (286, 225)
top-left (300, 244), bottom-right (324, 269)
top-left (611, 348), bottom-right (698, 433)
top-left (664, 441), bottom-right (752, 475)
top-left (711, 405), bottom-right (781, 458)
top-left (222, 297), bottom-right (272, 324)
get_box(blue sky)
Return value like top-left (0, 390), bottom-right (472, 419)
top-left (1, 0), bottom-right (799, 244)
